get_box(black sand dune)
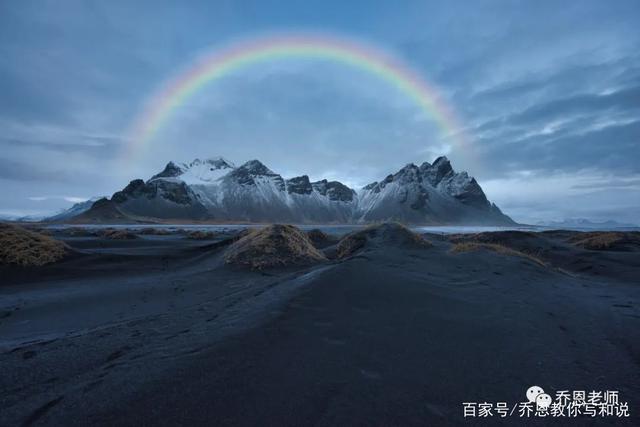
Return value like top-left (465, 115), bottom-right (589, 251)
top-left (224, 224), bottom-right (327, 269)
top-left (1, 224), bottom-right (639, 426)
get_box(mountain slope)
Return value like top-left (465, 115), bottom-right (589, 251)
top-left (356, 157), bottom-right (512, 224)
top-left (76, 156), bottom-right (514, 225)
top-left (46, 197), bottom-right (105, 222)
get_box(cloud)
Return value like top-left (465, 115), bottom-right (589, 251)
top-left (505, 85), bottom-right (640, 127)
top-left (482, 169), bottom-right (640, 224)
top-left (475, 119), bottom-right (640, 178)
top-left (0, 158), bottom-right (68, 182)
top-left (27, 195), bottom-right (89, 203)
top-left (0, 136), bottom-right (122, 156)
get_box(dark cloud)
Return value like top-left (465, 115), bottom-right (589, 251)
top-left (507, 86), bottom-right (640, 126)
top-left (476, 120), bottom-right (640, 176)
top-left (471, 56), bottom-right (640, 105)
top-left (0, 158), bottom-right (70, 182)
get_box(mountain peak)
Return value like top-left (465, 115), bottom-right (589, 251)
top-left (286, 175), bottom-right (312, 195)
top-left (238, 160), bottom-right (275, 175)
top-left (150, 161), bottom-right (185, 181)
top-left (227, 160), bottom-right (284, 189)
top-left (190, 157), bottom-right (235, 169)
top-left (433, 155), bottom-right (449, 165)
top-left (430, 156), bottom-right (454, 184)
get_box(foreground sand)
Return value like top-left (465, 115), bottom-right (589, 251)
top-left (1, 227), bottom-right (639, 425)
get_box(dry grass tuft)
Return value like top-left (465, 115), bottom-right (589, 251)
top-left (306, 229), bottom-right (337, 248)
top-left (137, 227), bottom-right (171, 235)
top-left (224, 224), bottom-right (327, 269)
top-left (185, 230), bottom-right (217, 240)
top-left (64, 227), bottom-right (97, 237)
top-left (99, 228), bottom-right (138, 240)
top-left (450, 242), bottom-right (547, 267)
top-left (336, 233), bottom-right (368, 259)
top-left (0, 223), bottom-right (69, 267)
top-left (567, 231), bottom-right (640, 251)
top-left (337, 222), bottom-right (431, 259)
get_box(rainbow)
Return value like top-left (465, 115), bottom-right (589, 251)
top-left (125, 33), bottom-right (469, 161)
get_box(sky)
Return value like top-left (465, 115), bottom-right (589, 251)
top-left (0, 0), bottom-right (639, 224)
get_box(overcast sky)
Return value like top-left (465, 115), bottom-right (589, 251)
top-left (1, 0), bottom-right (639, 224)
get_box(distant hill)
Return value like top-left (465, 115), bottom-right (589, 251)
top-left (537, 218), bottom-right (638, 230)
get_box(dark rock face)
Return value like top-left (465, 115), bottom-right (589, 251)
top-left (228, 160), bottom-right (285, 190)
top-left (111, 180), bottom-right (148, 203)
top-left (286, 176), bottom-right (313, 195)
top-left (71, 198), bottom-right (129, 223)
top-left (357, 156), bottom-right (515, 225)
top-left (96, 177), bottom-right (209, 220)
top-left (422, 156), bottom-right (454, 186)
top-left (395, 164), bottom-right (422, 184)
top-left (311, 180), bottom-right (355, 202)
top-left (112, 179), bottom-right (193, 205)
top-left (410, 188), bottom-right (429, 210)
top-left (451, 178), bottom-right (486, 206)
top-left (154, 181), bottom-right (194, 205)
top-left (362, 182), bottom-right (378, 192)
top-left (150, 161), bottom-right (184, 181)
top-left (91, 198), bottom-right (113, 209)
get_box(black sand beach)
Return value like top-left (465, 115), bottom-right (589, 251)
top-left (1, 225), bottom-right (639, 426)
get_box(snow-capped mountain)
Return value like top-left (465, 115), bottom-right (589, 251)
top-left (355, 157), bottom-right (511, 224)
top-left (74, 156), bottom-right (514, 225)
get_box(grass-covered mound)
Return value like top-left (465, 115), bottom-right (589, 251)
top-left (568, 231), bottom-right (640, 251)
top-left (336, 222), bottom-right (431, 259)
top-left (186, 230), bottom-right (217, 240)
top-left (137, 227), bottom-right (171, 235)
top-left (0, 223), bottom-right (69, 266)
top-left (64, 227), bottom-right (97, 237)
top-left (224, 224), bottom-right (327, 269)
top-left (448, 230), bottom-right (550, 251)
top-left (450, 241), bottom-right (547, 267)
top-left (100, 228), bottom-right (138, 240)
top-left (306, 228), bottom-right (338, 248)
top-left (448, 230), bottom-right (553, 262)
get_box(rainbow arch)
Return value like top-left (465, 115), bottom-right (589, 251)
top-left (125, 33), bottom-right (468, 161)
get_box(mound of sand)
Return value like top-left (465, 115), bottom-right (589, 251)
top-left (224, 224), bottom-right (327, 269)
top-left (568, 231), bottom-right (640, 251)
top-left (448, 231), bottom-right (553, 258)
top-left (186, 230), bottom-right (217, 240)
top-left (336, 223), bottom-right (431, 259)
top-left (137, 228), bottom-right (171, 235)
top-left (64, 227), bottom-right (97, 237)
top-left (306, 229), bottom-right (337, 248)
top-left (0, 223), bottom-right (69, 267)
top-left (100, 228), bottom-right (138, 240)
top-left (450, 242), bottom-right (547, 267)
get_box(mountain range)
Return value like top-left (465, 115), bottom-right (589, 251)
top-left (68, 156), bottom-right (514, 225)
